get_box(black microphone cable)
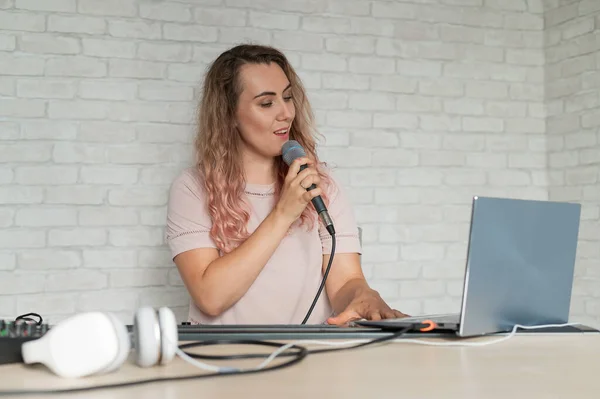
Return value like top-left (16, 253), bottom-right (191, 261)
top-left (301, 233), bottom-right (335, 324)
top-left (280, 140), bottom-right (338, 325)
top-left (179, 325), bottom-right (412, 361)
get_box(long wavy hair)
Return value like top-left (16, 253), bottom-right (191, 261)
top-left (195, 44), bottom-right (330, 253)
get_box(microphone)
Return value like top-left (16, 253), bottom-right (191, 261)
top-left (281, 140), bottom-right (335, 236)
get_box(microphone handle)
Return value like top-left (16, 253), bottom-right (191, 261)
top-left (299, 164), bottom-right (324, 212)
top-left (300, 164), bottom-right (318, 191)
top-left (298, 164), bottom-right (335, 235)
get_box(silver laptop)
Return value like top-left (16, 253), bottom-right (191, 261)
top-left (356, 196), bottom-right (581, 337)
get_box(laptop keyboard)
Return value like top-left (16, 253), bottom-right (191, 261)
top-left (391, 314), bottom-right (460, 324)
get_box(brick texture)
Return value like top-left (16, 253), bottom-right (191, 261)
top-left (0, 0), bottom-right (598, 327)
top-left (545, 0), bottom-right (600, 329)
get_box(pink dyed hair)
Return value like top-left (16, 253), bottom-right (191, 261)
top-left (195, 44), bottom-right (330, 253)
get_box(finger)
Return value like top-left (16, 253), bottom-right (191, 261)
top-left (381, 309), bottom-right (397, 319)
top-left (286, 157), bottom-right (311, 181)
top-left (327, 310), bottom-right (361, 326)
top-left (299, 174), bottom-right (320, 191)
top-left (294, 157), bottom-right (314, 171)
top-left (307, 173), bottom-right (321, 187)
top-left (366, 311), bottom-right (382, 321)
top-left (393, 310), bottom-right (409, 318)
top-left (303, 187), bottom-right (322, 202)
top-left (299, 158), bottom-right (314, 171)
top-left (286, 157), bottom-right (305, 179)
top-left (291, 168), bottom-right (317, 190)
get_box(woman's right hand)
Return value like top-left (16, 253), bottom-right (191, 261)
top-left (274, 157), bottom-right (323, 225)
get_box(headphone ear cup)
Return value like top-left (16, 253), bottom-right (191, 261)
top-left (157, 307), bottom-right (177, 365)
top-left (21, 312), bottom-right (130, 378)
top-left (97, 312), bottom-right (131, 374)
top-left (133, 307), bottom-right (160, 368)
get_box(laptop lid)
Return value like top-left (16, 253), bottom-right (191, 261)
top-left (458, 196), bottom-right (581, 336)
top-left (355, 196), bottom-right (581, 337)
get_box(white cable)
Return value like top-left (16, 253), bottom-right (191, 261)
top-left (171, 322), bottom-right (583, 373)
top-left (254, 342), bottom-right (298, 370)
top-left (169, 339), bottom-right (302, 373)
top-left (175, 347), bottom-right (241, 373)
top-left (251, 322), bottom-right (584, 369)
top-left (161, 335), bottom-right (240, 373)
top-left (384, 322), bottom-right (584, 347)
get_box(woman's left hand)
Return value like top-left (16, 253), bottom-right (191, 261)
top-left (326, 289), bottom-right (409, 326)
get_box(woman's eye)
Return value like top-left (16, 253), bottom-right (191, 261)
top-left (284, 96), bottom-right (293, 102)
top-left (260, 102), bottom-right (272, 108)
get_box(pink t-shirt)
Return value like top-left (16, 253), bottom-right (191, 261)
top-left (165, 166), bottom-right (362, 325)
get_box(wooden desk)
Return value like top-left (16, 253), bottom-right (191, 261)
top-left (0, 334), bottom-right (598, 399)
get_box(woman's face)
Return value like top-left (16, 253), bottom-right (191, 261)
top-left (234, 62), bottom-right (295, 162)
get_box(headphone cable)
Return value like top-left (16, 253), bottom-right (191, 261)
top-left (0, 326), bottom-right (412, 396)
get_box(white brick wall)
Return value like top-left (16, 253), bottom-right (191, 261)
top-left (0, 0), bottom-right (597, 328)
top-left (545, 0), bottom-right (600, 329)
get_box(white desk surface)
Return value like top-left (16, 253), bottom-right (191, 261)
top-left (0, 334), bottom-right (598, 399)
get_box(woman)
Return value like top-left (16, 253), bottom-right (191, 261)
top-left (166, 44), bottom-right (406, 325)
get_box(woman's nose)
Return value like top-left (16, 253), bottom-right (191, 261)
top-left (278, 101), bottom-right (293, 121)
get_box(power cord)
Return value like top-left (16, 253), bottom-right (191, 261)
top-left (378, 322), bottom-right (585, 347)
top-left (301, 233), bottom-right (335, 324)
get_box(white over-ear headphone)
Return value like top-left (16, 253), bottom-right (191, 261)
top-left (21, 306), bottom-right (178, 378)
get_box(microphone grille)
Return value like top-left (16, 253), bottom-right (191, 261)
top-left (281, 140), bottom-right (306, 166)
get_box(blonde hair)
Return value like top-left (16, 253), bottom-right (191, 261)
top-left (195, 44), bottom-right (330, 253)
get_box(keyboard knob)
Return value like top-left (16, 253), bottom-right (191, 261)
top-left (3, 322), bottom-right (12, 337)
top-left (15, 322), bottom-right (23, 336)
